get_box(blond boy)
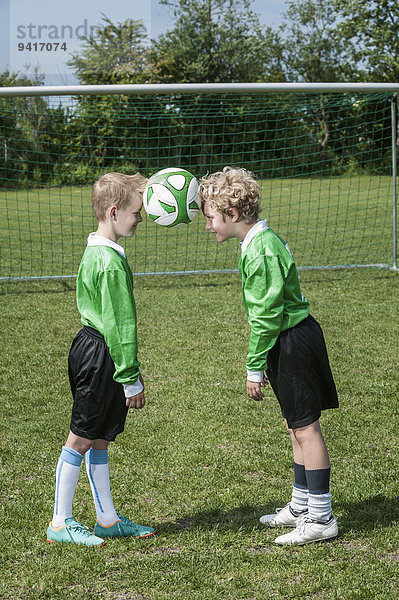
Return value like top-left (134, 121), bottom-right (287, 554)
top-left (200, 166), bottom-right (339, 546)
top-left (47, 173), bottom-right (155, 546)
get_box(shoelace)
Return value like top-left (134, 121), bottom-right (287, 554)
top-left (70, 521), bottom-right (92, 536)
top-left (116, 513), bottom-right (129, 524)
top-left (296, 515), bottom-right (327, 533)
top-left (296, 515), bottom-right (309, 534)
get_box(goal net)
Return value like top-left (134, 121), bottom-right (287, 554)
top-left (0, 84), bottom-right (397, 280)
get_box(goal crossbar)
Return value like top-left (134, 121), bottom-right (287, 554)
top-left (1, 82), bottom-right (399, 98)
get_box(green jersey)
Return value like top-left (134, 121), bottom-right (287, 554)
top-left (239, 220), bottom-right (309, 378)
top-left (76, 234), bottom-right (140, 389)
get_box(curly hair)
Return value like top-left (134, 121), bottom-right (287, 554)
top-left (92, 172), bottom-right (147, 221)
top-left (199, 166), bottom-right (260, 223)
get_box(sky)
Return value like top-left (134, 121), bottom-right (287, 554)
top-left (0, 0), bottom-right (287, 85)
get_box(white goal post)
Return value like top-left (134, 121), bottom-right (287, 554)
top-left (0, 82), bottom-right (398, 281)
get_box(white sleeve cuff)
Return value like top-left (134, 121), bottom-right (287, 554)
top-left (123, 380), bottom-right (143, 398)
top-left (247, 370), bottom-right (264, 383)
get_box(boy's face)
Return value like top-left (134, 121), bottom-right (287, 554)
top-left (113, 194), bottom-right (143, 238)
top-left (203, 201), bottom-right (235, 243)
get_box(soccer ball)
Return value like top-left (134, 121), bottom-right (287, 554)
top-left (143, 168), bottom-right (200, 227)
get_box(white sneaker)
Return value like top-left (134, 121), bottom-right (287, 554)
top-left (274, 515), bottom-right (338, 545)
top-left (259, 503), bottom-right (308, 528)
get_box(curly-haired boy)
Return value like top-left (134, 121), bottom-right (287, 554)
top-left (199, 166), bottom-right (339, 546)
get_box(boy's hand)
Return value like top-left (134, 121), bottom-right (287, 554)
top-left (126, 391), bottom-right (145, 409)
top-left (126, 374), bottom-right (145, 409)
top-left (246, 376), bottom-right (268, 401)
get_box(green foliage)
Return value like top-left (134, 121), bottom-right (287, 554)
top-left (0, 90), bottom-right (394, 193)
top-left (0, 269), bottom-right (398, 599)
top-left (151, 0), bottom-right (285, 83)
top-left (334, 0), bottom-right (399, 82)
top-left (0, 72), bottom-right (71, 188)
top-left (1, 0), bottom-right (398, 193)
top-left (67, 14), bottom-right (152, 85)
top-left (280, 0), bottom-right (357, 82)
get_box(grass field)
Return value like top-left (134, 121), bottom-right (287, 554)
top-left (0, 174), bottom-right (394, 280)
top-left (0, 267), bottom-right (398, 600)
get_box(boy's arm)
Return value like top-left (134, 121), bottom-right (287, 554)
top-left (99, 267), bottom-right (141, 388)
top-left (243, 254), bottom-right (285, 375)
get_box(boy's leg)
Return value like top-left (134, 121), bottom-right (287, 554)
top-left (51, 431), bottom-right (93, 529)
top-left (48, 432), bottom-right (105, 546)
top-left (287, 422), bottom-right (309, 514)
top-left (291, 420), bottom-right (332, 522)
top-left (260, 420), bottom-right (308, 527)
top-left (274, 420), bottom-right (338, 545)
top-left (292, 420), bottom-right (330, 470)
top-left (85, 441), bottom-right (119, 527)
top-left (86, 440), bottom-right (156, 539)
top-left (51, 432), bottom-right (93, 528)
top-left (51, 444), bottom-right (85, 529)
top-left (65, 430), bottom-right (96, 456)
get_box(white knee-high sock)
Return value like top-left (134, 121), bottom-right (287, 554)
top-left (52, 446), bottom-right (84, 529)
top-left (85, 448), bottom-right (119, 526)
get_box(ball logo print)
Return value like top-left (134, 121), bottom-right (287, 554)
top-left (143, 168), bottom-right (200, 227)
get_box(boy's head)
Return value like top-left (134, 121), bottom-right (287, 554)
top-left (199, 166), bottom-right (260, 223)
top-left (92, 172), bottom-right (147, 222)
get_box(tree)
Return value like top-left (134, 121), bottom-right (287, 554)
top-left (279, 0), bottom-right (357, 82)
top-left (333, 0), bottom-right (399, 82)
top-left (67, 14), bottom-right (151, 84)
top-left (151, 0), bottom-right (285, 83)
top-left (0, 70), bottom-right (71, 187)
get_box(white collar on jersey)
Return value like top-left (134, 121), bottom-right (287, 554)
top-left (241, 219), bottom-right (269, 254)
top-left (87, 233), bottom-right (126, 257)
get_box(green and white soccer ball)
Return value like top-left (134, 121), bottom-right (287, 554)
top-left (143, 168), bottom-right (200, 227)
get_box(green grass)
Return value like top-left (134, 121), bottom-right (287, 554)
top-left (0, 268), bottom-right (398, 599)
top-left (0, 174), bottom-right (394, 280)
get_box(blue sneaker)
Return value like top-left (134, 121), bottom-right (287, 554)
top-left (47, 518), bottom-right (105, 546)
top-left (94, 513), bottom-right (156, 539)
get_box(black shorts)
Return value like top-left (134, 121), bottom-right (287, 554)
top-left (68, 327), bottom-right (128, 441)
top-left (266, 315), bottom-right (338, 429)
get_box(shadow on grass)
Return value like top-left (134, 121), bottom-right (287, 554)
top-left (160, 503), bottom-right (289, 534)
top-left (335, 494), bottom-right (399, 532)
top-left (159, 495), bottom-right (399, 535)
top-left (0, 279), bottom-right (75, 296)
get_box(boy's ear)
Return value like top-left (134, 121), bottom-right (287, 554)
top-left (109, 205), bottom-right (118, 220)
top-left (230, 207), bottom-right (240, 222)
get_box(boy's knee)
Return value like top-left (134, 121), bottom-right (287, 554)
top-left (65, 431), bottom-right (94, 455)
top-left (284, 419), bottom-right (292, 434)
top-left (292, 420), bottom-right (322, 445)
top-left (92, 439), bottom-right (111, 450)
top-left (291, 425), bottom-right (313, 446)
top-left (291, 427), bottom-right (306, 445)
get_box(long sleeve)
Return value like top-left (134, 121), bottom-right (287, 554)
top-left (242, 254), bottom-right (285, 372)
top-left (98, 267), bottom-right (140, 386)
top-left (239, 224), bottom-right (309, 376)
top-left (77, 246), bottom-right (140, 387)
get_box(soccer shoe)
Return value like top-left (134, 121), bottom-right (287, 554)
top-left (47, 518), bottom-right (105, 546)
top-left (94, 513), bottom-right (156, 539)
top-left (274, 515), bottom-right (338, 546)
top-left (259, 503), bottom-right (308, 528)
